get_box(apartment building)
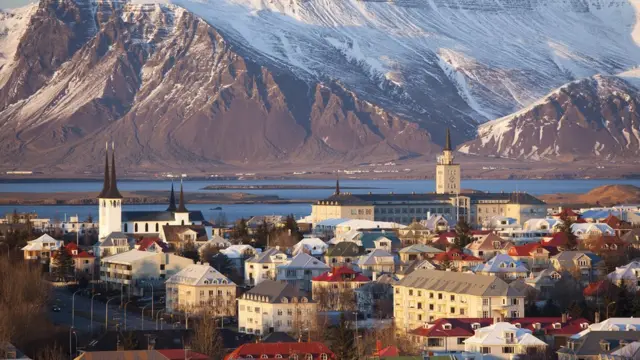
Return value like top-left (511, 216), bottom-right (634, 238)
top-left (100, 250), bottom-right (193, 296)
top-left (237, 280), bottom-right (317, 336)
top-left (394, 270), bottom-right (525, 331)
top-left (244, 248), bottom-right (288, 286)
top-left (165, 263), bottom-right (237, 316)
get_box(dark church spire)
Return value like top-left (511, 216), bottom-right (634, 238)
top-left (176, 178), bottom-right (188, 213)
top-left (105, 142), bottom-right (123, 199)
top-left (167, 180), bottom-right (177, 212)
top-left (98, 142), bottom-right (110, 198)
top-left (444, 128), bottom-right (452, 151)
top-left (334, 175), bottom-right (340, 195)
top-left (444, 128), bottom-right (451, 151)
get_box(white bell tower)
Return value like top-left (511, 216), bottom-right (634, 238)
top-left (435, 128), bottom-right (461, 194)
top-left (98, 142), bottom-right (123, 239)
top-left (174, 178), bottom-right (190, 226)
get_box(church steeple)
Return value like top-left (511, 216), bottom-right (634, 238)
top-left (105, 142), bottom-right (123, 199)
top-left (335, 176), bottom-right (341, 195)
top-left (98, 142), bottom-right (110, 198)
top-left (444, 128), bottom-right (452, 151)
top-left (166, 180), bottom-right (177, 212)
top-left (176, 178), bottom-right (188, 213)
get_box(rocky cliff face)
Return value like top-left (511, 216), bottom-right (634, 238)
top-left (0, 0), bottom-right (438, 172)
top-left (458, 74), bottom-right (640, 161)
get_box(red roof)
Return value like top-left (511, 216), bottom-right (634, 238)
top-left (554, 208), bottom-right (579, 218)
top-left (137, 237), bottom-right (168, 252)
top-left (52, 242), bottom-right (94, 259)
top-left (224, 342), bottom-right (336, 360)
top-left (542, 232), bottom-right (568, 248)
top-left (507, 243), bottom-right (558, 257)
top-left (586, 235), bottom-right (627, 252)
top-left (583, 280), bottom-right (610, 297)
top-left (603, 214), bottom-right (623, 228)
top-left (312, 266), bottom-right (370, 282)
top-left (156, 350), bottom-right (209, 360)
top-left (410, 317), bottom-right (590, 338)
top-left (376, 346), bottom-right (399, 357)
top-left (433, 249), bottom-right (483, 262)
top-left (471, 230), bottom-right (493, 236)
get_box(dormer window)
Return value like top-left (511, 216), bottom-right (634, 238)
top-left (472, 323), bottom-right (481, 330)
top-left (600, 340), bottom-right (610, 352)
top-left (514, 323), bottom-right (521, 328)
top-left (500, 263), bottom-right (506, 268)
top-left (580, 323), bottom-right (588, 329)
top-left (534, 323), bottom-right (541, 330)
top-left (442, 323), bottom-right (452, 330)
top-left (553, 323), bottom-right (561, 329)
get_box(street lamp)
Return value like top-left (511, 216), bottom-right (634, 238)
top-left (68, 327), bottom-right (77, 360)
top-left (105, 296), bottom-right (118, 330)
top-left (141, 303), bottom-right (152, 331)
top-left (606, 301), bottom-right (616, 319)
top-left (156, 309), bottom-right (165, 330)
top-left (141, 281), bottom-right (155, 318)
top-left (123, 300), bottom-right (133, 331)
top-left (71, 289), bottom-right (83, 328)
top-left (90, 293), bottom-right (102, 332)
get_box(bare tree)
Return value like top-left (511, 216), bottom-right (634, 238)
top-left (189, 314), bottom-right (224, 360)
top-left (34, 343), bottom-right (65, 360)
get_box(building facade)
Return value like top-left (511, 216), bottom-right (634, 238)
top-left (393, 270), bottom-right (525, 331)
top-left (436, 129), bottom-right (461, 195)
top-left (165, 264), bottom-right (236, 316)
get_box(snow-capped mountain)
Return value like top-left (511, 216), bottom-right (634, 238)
top-left (0, 0), bottom-right (639, 171)
top-left (0, 0), bottom-right (438, 172)
top-left (458, 73), bottom-right (640, 161)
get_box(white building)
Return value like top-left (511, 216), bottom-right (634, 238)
top-left (482, 216), bottom-right (520, 232)
top-left (60, 215), bottom-right (97, 235)
top-left (292, 237), bottom-right (329, 258)
top-left (276, 252), bottom-right (330, 292)
top-left (99, 250), bottom-right (194, 296)
top-left (96, 144), bottom-right (205, 240)
top-left (220, 244), bottom-right (260, 277)
top-left (523, 218), bottom-right (562, 232)
top-left (165, 264), bottom-right (236, 316)
top-left (355, 249), bottom-right (397, 278)
top-left (237, 280), bottom-right (317, 336)
top-left (607, 260), bottom-right (640, 291)
top-left (571, 223), bottom-right (615, 240)
top-left (463, 322), bottom-right (548, 360)
top-left (244, 248), bottom-right (288, 286)
top-left (473, 254), bottom-right (529, 280)
top-left (92, 232), bottom-right (134, 259)
top-left (21, 234), bottom-right (62, 262)
top-left (570, 318), bottom-right (640, 339)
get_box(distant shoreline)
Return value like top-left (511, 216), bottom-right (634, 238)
top-left (201, 184), bottom-right (379, 190)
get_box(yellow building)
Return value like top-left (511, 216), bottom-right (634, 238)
top-left (237, 280), bottom-right (316, 336)
top-left (393, 270), bottom-right (525, 331)
top-left (165, 264), bottom-right (237, 316)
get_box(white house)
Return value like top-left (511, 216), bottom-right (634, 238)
top-left (244, 248), bottom-right (288, 286)
top-left (571, 223), bottom-right (615, 240)
top-left (21, 234), bottom-right (62, 262)
top-left (523, 218), bottom-right (562, 232)
top-left (220, 244), bottom-right (260, 277)
top-left (473, 254), bottom-right (529, 280)
top-left (237, 280), bottom-right (317, 336)
top-left (482, 216), bottom-right (520, 231)
top-left (463, 322), bottom-right (548, 360)
top-left (276, 252), bottom-right (330, 292)
top-left (607, 260), bottom-right (640, 291)
top-left (99, 250), bottom-right (194, 296)
top-left (355, 249), bottom-right (397, 278)
top-left (92, 232), bottom-right (133, 260)
top-left (165, 263), bottom-right (237, 316)
top-left (292, 237), bottom-right (329, 258)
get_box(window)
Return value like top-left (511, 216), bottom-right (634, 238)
top-left (482, 299), bottom-right (489, 306)
top-left (511, 298), bottom-right (518, 305)
top-left (450, 307), bottom-right (455, 314)
top-left (450, 295), bottom-right (455, 301)
top-left (135, 223), bottom-right (139, 232)
top-left (458, 338), bottom-right (465, 345)
top-left (155, 223), bottom-right (159, 232)
top-left (481, 347), bottom-right (490, 354)
top-left (160, 264), bottom-right (165, 270)
top-left (145, 223), bottom-right (149, 232)
top-left (417, 302), bottom-right (422, 309)
top-left (460, 308), bottom-right (465, 315)
top-left (438, 293), bottom-right (443, 300)
top-left (278, 310), bottom-right (283, 316)
top-left (427, 338), bottom-right (443, 347)
top-left (409, 290), bottom-right (413, 296)
top-left (511, 311), bottom-right (519, 318)
top-left (429, 292), bottom-right (434, 299)
top-left (503, 347), bottom-right (514, 354)
top-left (483, 311), bottom-right (489, 318)
top-left (429, 304), bottom-right (434, 310)
top-left (305, 355), bottom-right (313, 360)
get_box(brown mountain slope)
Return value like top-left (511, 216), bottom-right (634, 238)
top-left (540, 185), bottom-right (640, 206)
top-left (0, 1), bottom-right (440, 173)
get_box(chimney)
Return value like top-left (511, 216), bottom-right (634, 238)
top-left (562, 313), bottom-right (568, 324)
top-left (595, 311), bottom-right (601, 324)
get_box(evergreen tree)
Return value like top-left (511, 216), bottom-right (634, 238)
top-left (179, 241), bottom-right (199, 263)
top-left (209, 253), bottom-right (233, 278)
top-left (231, 218), bottom-right (250, 244)
top-left (53, 248), bottom-right (74, 281)
top-left (525, 301), bottom-right (540, 317)
top-left (328, 314), bottom-right (357, 360)
top-left (615, 287), bottom-right (633, 317)
top-left (557, 212), bottom-right (578, 250)
top-left (254, 220), bottom-right (269, 248)
top-left (541, 299), bottom-right (562, 317)
top-left (453, 218), bottom-right (473, 249)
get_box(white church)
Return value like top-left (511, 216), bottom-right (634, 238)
top-left (95, 144), bottom-right (207, 256)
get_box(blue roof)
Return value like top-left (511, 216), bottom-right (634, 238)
top-left (584, 253), bottom-right (603, 263)
top-left (580, 209), bottom-right (612, 220)
top-left (358, 232), bottom-right (401, 249)
top-left (122, 210), bottom-right (204, 222)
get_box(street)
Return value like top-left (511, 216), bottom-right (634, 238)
top-left (49, 286), bottom-right (182, 333)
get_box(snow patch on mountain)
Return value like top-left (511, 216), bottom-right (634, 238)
top-left (0, 4), bottom-right (37, 88)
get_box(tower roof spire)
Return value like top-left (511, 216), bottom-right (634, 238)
top-left (335, 175), bottom-right (341, 195)
top-left (176, 178), bottom-right (188, 213)
top-left (444, 128), bottom-right (452, 151)
top-left (167, 179), bottom-right (177, 212)
top-left (97, 142), bottom-right (110, 198)
top-left (105, 142), bottom-right (123, 199)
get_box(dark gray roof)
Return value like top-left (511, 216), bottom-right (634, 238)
top-left (621, 228), bottom-right (640, 243)
top-left (316, 192), bottom-right (544, 205)
top-left (247, 248), bottom-right (286, 264)
top-left (326, 242), bottom-right (364, 257)
top-left (262, 332), bottom-right (296, 343)
top-left (559, 331), bottom-right (640, 355)
top-left (121, 211), bottom-right (204, 222)
top-left (245, 280), bottom-right (312, 303)
top-left (396, 269), bottom-right (523, 297)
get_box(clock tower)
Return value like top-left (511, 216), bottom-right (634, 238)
top-left (435, 128), bottom-right (460, 194)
